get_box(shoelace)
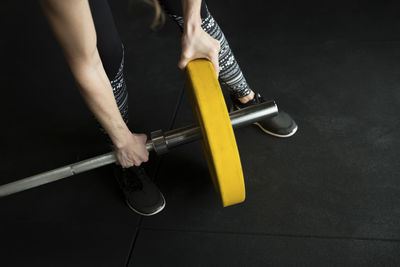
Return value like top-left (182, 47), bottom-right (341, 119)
top-left (231, 92), bottom-right (266, 109)
top-left (122, 168), bottom-right (143, 192)
top-left (254, 93), bottom-right (265, 103)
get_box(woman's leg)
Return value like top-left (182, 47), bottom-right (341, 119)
top-left (159, 0), bottom-right (253, 99)
top-left (159, 0), bottom-right (298, 137)
top-left (88, 0), bottom-right (128, 148)
top-left (87, 0), bottom-right (165, 216)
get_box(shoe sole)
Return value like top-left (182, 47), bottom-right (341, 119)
top-left (253, 122), bottom-right (298, 138)
top-left (125, 192), bottom-right (166, 216)
top-left (230, 105), bottom-right (298, 138)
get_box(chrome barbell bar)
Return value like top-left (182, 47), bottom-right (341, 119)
top-left (0, 100), bottom-right (278, 197)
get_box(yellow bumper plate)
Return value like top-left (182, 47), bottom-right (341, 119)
top-left (185, 59), bottom-right (245, 207)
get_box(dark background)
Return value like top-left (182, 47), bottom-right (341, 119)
top-left (1, 0), bottom-right (400, 266)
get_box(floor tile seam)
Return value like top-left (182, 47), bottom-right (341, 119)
top-left (167, 84), bottom-right (186, 130)
top-left (152, 84), bottom-right (186, 183)
top-left (127, 84), bottom-right (185, 266)
top-left (140, 227), bottom-right (400, 244)
top-left (125, 221), bottom-right (143, 267)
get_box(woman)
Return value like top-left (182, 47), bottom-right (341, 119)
top-left (39, 0), bottom-right (297, 216)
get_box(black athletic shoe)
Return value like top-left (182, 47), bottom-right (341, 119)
top-left (230, 92), bottom-right (298, 137)
top-left (113, 165), bottom-right (165, 216)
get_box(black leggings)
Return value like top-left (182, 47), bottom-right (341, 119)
top-left (88, 0), bottom-right (253, 146)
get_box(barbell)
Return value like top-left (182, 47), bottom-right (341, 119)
top-left (0, 59), bottom-right (278, 207)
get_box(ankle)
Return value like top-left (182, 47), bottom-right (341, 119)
top-left (238, 91), bottom-right (255, 104)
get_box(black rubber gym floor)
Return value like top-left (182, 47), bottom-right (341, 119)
top-left (1, 0), bottom-right (400, 266)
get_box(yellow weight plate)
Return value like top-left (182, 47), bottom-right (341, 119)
top-left (184, 59), bottom-right (245, 207)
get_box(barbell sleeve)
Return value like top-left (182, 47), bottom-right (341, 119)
top-left (150, 100), bottom-right (278, 154)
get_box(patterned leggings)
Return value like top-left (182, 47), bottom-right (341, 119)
top-left (89, 0), bottom-right (253, 146)
top-left (159, 0), bottom-right (253, 98)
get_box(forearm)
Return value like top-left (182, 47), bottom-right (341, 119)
top-left (39, 0), bottom-right (131, 148)
top-left (181, 0), bottom-right (202, 32)
top-left (73, 59), bottom-right (130, 148)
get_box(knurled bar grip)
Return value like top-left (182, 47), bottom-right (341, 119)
top-left (0, 100), bottom-right (277, 197)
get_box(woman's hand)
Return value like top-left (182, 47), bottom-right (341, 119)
top-left (178, 25), bottom-right (221, 78)
top-left (114, 132), bottom-right (149, 168)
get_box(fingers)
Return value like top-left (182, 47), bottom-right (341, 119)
top-left (137, 133), bottom-right (148, 143)
top-left (178, 52), bottom-right (220, 77)
top-left (115, 155), bottom-right (133, 169)
top-left (178, 27), bottom-right (221, 74)
top-left (178, 56), bottom-right (188, 71)
top-left (119, 156), bottom-right (144, 168)
top-left (136, 134), bottom-right (149, 162)
top-left (114, 133), bottom-right (149, 169)
top-left (178, 38), bottom-right (221, 78)
top-left (210, 55), bottom-right (220, 78)
top-left (211, 39), bottom-right (221, 78)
